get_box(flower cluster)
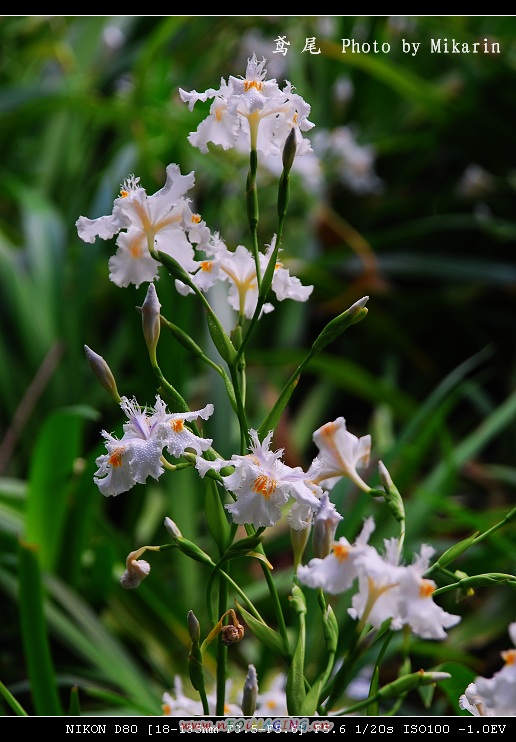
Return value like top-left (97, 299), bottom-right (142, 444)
top-left (193, 414), bottom-right (373, 532)
top-left (177, 233), bottom-right (312, 320)
top-left (298, 517), bottom-right (461, 640)
top-left (76, 174), bottom-right (312, 318)
top-left (75, 51), bottom-right (509, 719)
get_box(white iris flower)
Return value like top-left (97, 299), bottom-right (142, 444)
top-left (76, 164), bottom-right (210, 287)
top-left (312, 416), bottom-right (372, 492)
top-left (178, 234), bottom-right (312, 319)
top-left (179, 54), bottom-right (314, 156)
top-left (196, 429), bottom-right (321, 529)
top-left (298, 518), bottom-right (461, 640)
top-left (94, 395), bottom-right (213, 496)
top-left (459, 621), bottom-right (516, 716)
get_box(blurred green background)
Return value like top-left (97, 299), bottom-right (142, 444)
top-left (1, 15), bottom-right (516, 716)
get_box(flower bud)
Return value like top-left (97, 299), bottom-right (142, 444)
top-left (241, 664), bottom-right (258, 717)
top-left (142, 282), bottom-right (161, 364)
top-left (282, 127), bottom-right (297, 174)
top-left (164, 516), bottom-right (182, 539)
top-left (290, 519), bottom-right (311, 570)
top-left (310, 297), bottom-right (369, 355)
top-left (322, 605), bottom-right (339, 654)
top-left (289, 584), bottom-right (306, 616)
top-left (187, 609), bottom-right (201, 644)
top-left (312, 493), bottom-right (343, 559)
top-left (84, 345), bottom-right (121, 402)
top-left (378, 460), bottom-right (393, 490)
top-left (176, 537), bottom-right (214, 566)
top-left (378, 670), bottom-right (451, 700)
top-left (377, 460), bottom-right (405, 524)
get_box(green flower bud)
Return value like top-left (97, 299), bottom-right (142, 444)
top-left (377, 460), bottom-right (405, 523)
top-left (378, 670), bottom-right (451, 700)
top-left (242, 664), bottom-right (258, 717)
top-left (289, 585), bottom-right (307, 616)
top-left (291, 521), bottom-right (311, 570)
top-left (188, 648), bottom-right (205, 693)
top-left (176, 537), bottom-right (214, 566)
top-left (322, 604), bottom-right (339, 654)
top-left (187, 609), bottom-right (201, 643)
top-left (84, 345), bottom-right (121, 402)
top-left (141, 282), bottom-right (161, 364)
top-left (282, 127), bottom-right (297, 174)
top-left (164, 516), bottom-right (182, 539)
top-left (311, 297), bottom-right (369, 355)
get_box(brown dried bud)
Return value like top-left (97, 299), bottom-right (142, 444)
top-left (220, 622), bottom-right (244, 645)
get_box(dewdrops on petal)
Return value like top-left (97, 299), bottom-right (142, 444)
top-left (93, 395), bottom-right (214, 496)
top-left (459, 620), bottom-right (516, 716)
top-left (195, 454), bottom-right (226, 479)
top-left (94, 430), bottom-right (164, 497)
top-left (312, 416), bottom-right (372, 492)
top-left (179, 53), bottom-right (314, 157)
top-left (152, 399), bottom-right (214, 457)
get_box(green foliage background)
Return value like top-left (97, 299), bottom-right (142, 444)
top-left (0, 15), bottom-right (516, 716)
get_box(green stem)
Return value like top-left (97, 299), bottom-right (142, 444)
top-left (320, 623), bottom-right (366, 714)
top-left (243, 523), bottom-right (289, 648)
top-left (216, 574), bottom-right (228, 716)
top-left (471, 505), bottom-right (516, 545)
top-left (198, 688), bottom-right (210, 715)
top-left (236, 156), bottom-right (290, 367)
top-left (206, 561), bottom-right (266, 626)
top-left (236, 211), bottom-right (286, 365)
top-left (228, 363), bottom-right (249, 455)
top-left (246, 147), bottom-right (261, 291)
top-left (366, 631), bottom-right (395, 716)
top-left (314, 590), bottom-right (337, 693)
top-left (426, 505), bottom-right (516, 580)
